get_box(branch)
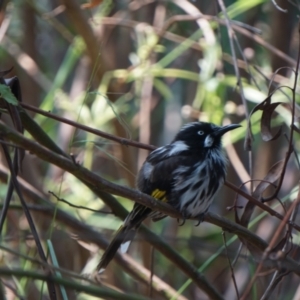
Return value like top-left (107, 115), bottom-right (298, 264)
top-left (0, 268), bottom-right (151, 300)
top-left (20, 103), bottom-right (155, 151)
top-left (0, 122), bottom-right (266, 299)
top-left (18, 104), bottom-right (300, 232)
top-left (0, 166), bottom-right (187, 300)
top-left (0, 122), bottom-right (300, 278)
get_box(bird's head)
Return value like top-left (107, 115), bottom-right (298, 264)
top-left (173, 122), bottom-right (241, 150)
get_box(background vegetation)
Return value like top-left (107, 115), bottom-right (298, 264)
top-left (0, 0), bottom-right (299, 299)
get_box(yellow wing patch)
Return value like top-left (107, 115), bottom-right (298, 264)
top-left (151, 189), bottom-right (167, 202)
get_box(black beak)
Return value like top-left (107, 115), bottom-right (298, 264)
top-left (213, 124), bottom-right (241, 137)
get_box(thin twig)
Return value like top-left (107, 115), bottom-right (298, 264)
top-left (0, 148), bottom-right (18, 234)
top-left (20, 103), bottom-right (155, 151)
top-left (262, 22), bottom-right (300, 201)
top-left (222, 231), bottom-right (240, 299)
top-left (241, 185), bottom-right (300, 299)
top-left (272, 0), bottom-right (288, 13)
top-left (0, 268), bottom-right (152, 300)
top-left (99, 15), bottom-right (296, 66)
top-left (224, 181), bottom-right (300, 232)
top-left (48, 191), bottom-right (113, 214)
top-left (0, 140), bottom-right (57, 300)
top-left (217, 0), bottom-right (254, 197)
top-left (149, 246), bottom-right (154, 299)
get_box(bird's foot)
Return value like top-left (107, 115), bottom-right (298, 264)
top-left (177, 211), bottom-right (188, 226)
top-left (195, 213), bottom-right (206, 226)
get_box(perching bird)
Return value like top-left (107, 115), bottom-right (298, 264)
top-left (97, 121), bottom-right (240, 272)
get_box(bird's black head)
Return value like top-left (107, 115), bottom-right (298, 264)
top-left (173, 122), bottom-right (240, 150)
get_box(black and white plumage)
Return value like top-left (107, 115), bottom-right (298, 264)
top-left (97, 121), bottom-right (240, 272)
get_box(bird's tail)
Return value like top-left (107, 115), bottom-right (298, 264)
top-left (97, 205), bottom-right (151, 273)
top-left (97, 224), bottom-right (136, 273)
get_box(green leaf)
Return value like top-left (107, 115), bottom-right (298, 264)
top-left (0, 84), bottom-right (18, 105)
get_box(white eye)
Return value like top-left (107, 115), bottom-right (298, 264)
top-left (197, 130), bottom-right (204, 135)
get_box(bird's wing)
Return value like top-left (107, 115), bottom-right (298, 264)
top-left (137, 153), bottom-right (198, 198)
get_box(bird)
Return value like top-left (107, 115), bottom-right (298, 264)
top-left (97, 121), bottom-right (241, 272)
